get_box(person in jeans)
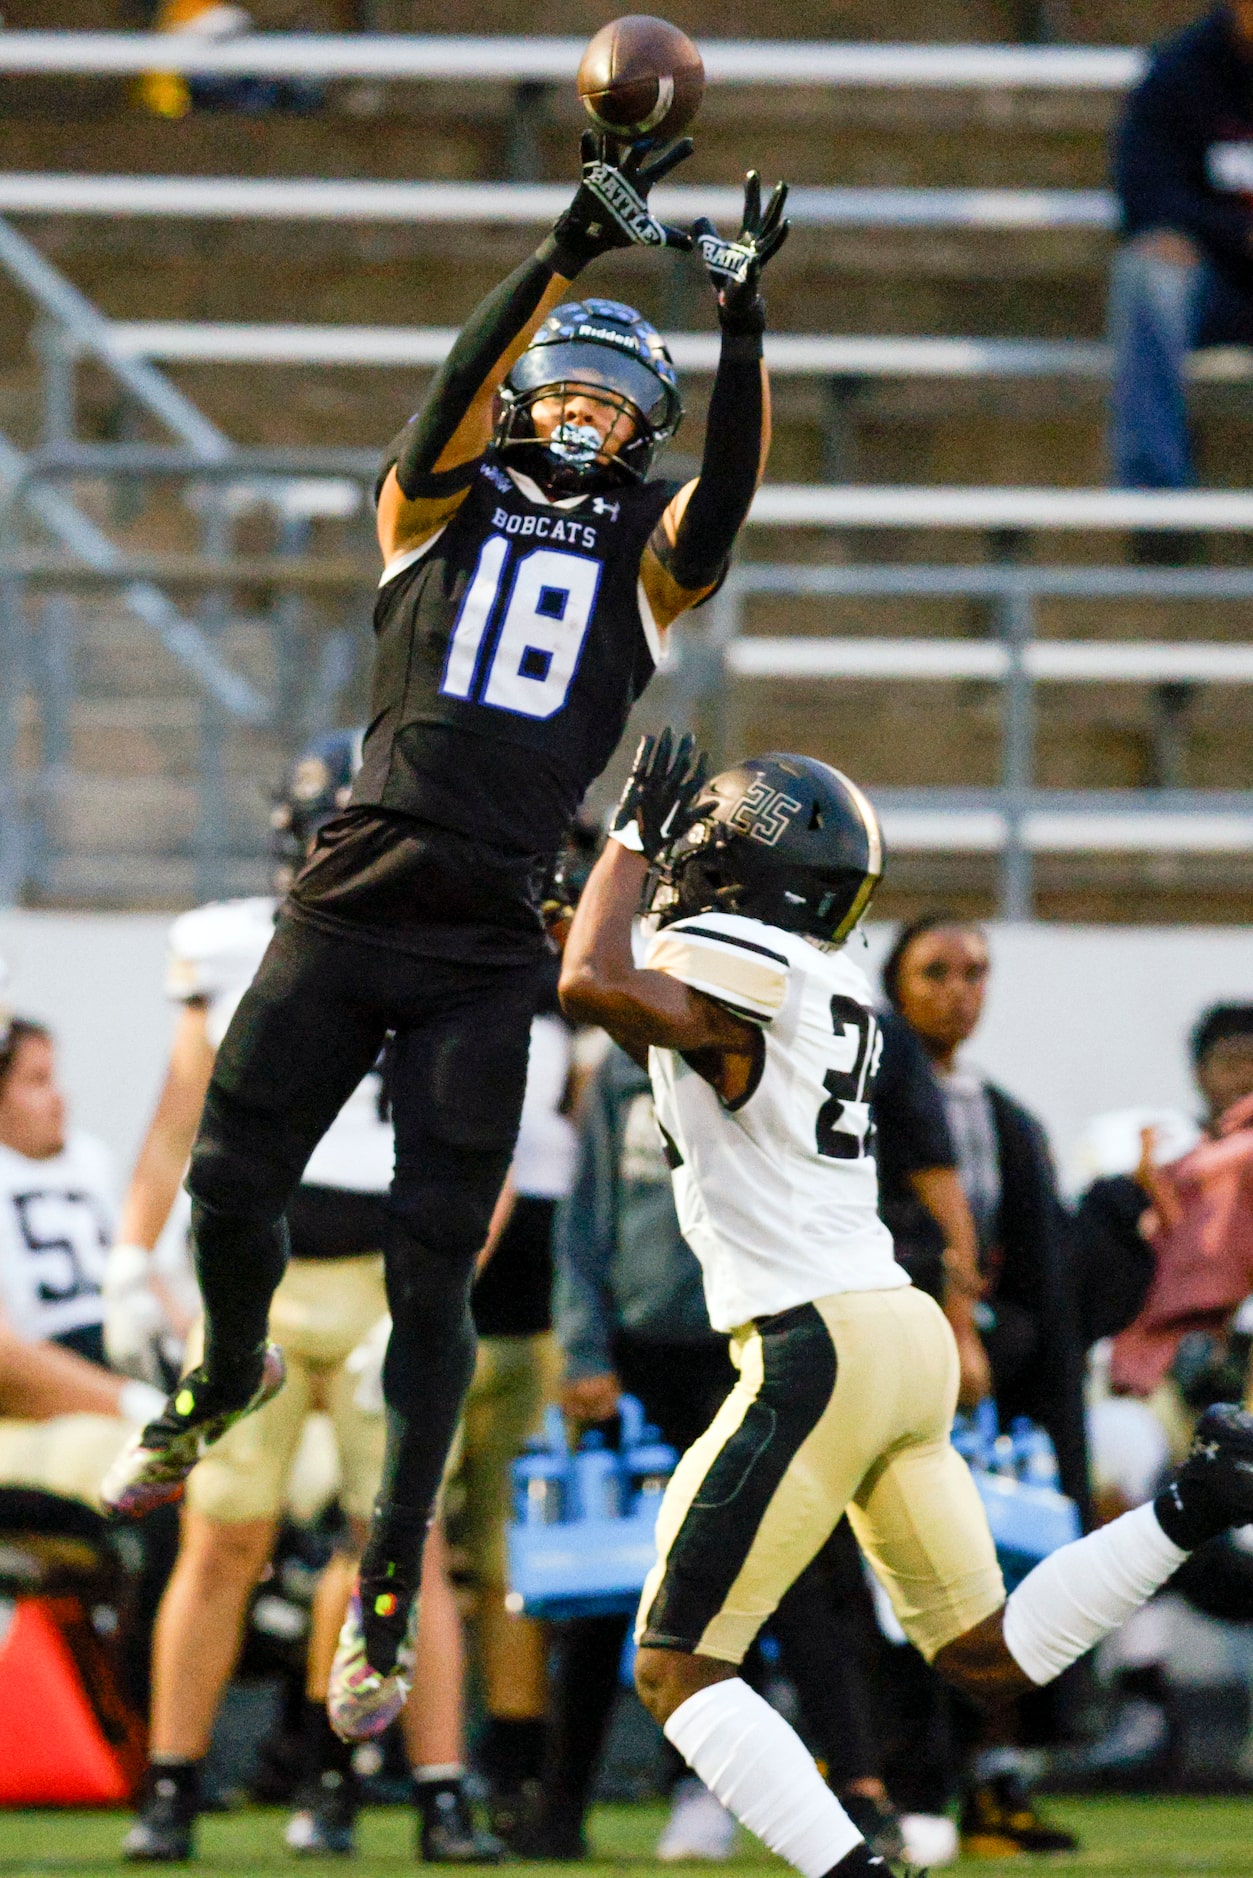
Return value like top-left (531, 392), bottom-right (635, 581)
top-left (1109, 3), bottom-right (1253, 499)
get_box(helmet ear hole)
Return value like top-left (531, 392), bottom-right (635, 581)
top-left (808, 802), bottom-right (824, 832)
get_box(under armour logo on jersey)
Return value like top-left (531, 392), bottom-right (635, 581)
top-left (591, 497), bottom-right (621, 520)
top-left (730, 779), bottom-right (803, 847)
top-left (482, 462), bottom-right (512, 493)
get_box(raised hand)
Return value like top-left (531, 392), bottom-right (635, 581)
top-left (550, 129), bottom-right (695, 272)
top-left (691, 170), bottom-right (790, 336)
top-left (610, 726), bottom-right (710, 863)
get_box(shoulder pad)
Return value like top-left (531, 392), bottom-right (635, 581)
top-left (646, 913), bottom-right (792, 1025)
top-left (165, 896), bottom-right (277, 1004)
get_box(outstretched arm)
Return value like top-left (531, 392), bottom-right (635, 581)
top-left (559, 730), bottom-right (755, 1080)
top-left (559, 839), bottom-right (750, 1062)
top-left (641, 174), bottom-right (788, 631)
top-left (377, 133), bottom-right (695, 564)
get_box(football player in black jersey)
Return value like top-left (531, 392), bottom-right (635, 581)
top-left (103, 135), bottom-right (789, 1740)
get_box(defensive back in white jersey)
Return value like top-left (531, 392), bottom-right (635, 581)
top-left (645, 910), bottom-right (906, 1334)
top-left (165, 897), bottom-right (395, 1196)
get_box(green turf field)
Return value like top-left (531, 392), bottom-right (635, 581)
top-left (0, 1799), bottom-right (1248, 1877)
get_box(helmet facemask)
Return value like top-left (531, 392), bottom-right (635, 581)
top-left (497, 378), bottom-right (648, 494)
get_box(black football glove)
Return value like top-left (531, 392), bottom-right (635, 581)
top-left (548, 130), bottom-right (695, 274)
top-left (691, 171), bottom-right (790, 338)
top-left (610, 727), bottom-right (709, 864)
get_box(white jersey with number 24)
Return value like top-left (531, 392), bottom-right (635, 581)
top-left (645, 910), bottom-right (907, 1334)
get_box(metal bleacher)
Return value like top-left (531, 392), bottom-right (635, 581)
top-left (0, 31), bottom-right (1251, 917)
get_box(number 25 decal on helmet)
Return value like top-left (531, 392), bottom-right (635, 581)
top-left (650, 753), bottom-right (885, 945)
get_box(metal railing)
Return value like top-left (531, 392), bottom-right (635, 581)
top-left (700, 563), bottom-right (1253, 919)
top-left (0, 34), bottom-right (1147, 90)
top-left (96, 322), bottom-right (1253, 384)
top-left (0, 173), bottom-right (1116, 231)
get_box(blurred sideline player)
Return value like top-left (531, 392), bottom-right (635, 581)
top-left (449, 829), bottom-right (595, 1842)
top-left (102, 130), bottom-right (790, 1749)
top-left (106, 735), bottom-right (497, 1864)
top-left (560, 732), bottom-right (1253, 1878)
top-left (0, 995), bottom-right (166, 1502)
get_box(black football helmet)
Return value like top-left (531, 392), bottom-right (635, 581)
top-left (270, 727), bottom-right (363, 886)
top-left (652, 753), bottom-right (885, 944)
top-left (494, 298), bottom-right (682, 495)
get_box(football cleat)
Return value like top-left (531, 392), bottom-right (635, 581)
top-left (285, 1768), bottom-right (358, 1857)
top-left (327, 1584), bottom-right (420, 1742)
top-left (1157, 1402), bottom-right (1253, 1548)
top-left (959, 1771), bottom-right (1077, 1858)
top-left (417, 1782), bottom-right (505, 1863)
top-left (122, 1772), bottom-right (198, 1863)
top-left (102, 1344), bottom-right (285, 1518)
top-left (839, 1793), bottom-right (906, 1866)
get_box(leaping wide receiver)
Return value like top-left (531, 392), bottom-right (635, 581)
top-left (103, 135), bottom-right (790, 1744)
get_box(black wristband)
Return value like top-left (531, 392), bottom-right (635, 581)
top-left (537, 230), bottom-right (588, 280)
top-left (717, 291), bottom-right (768, 342)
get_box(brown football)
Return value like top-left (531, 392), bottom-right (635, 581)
top-left (577, 16), bottom-right (705, 144)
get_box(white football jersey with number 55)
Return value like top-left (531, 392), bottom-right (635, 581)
top-left (645, 910), bottom-right (907, 1334)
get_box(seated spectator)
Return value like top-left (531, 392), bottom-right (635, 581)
top-left (1109, 3), bottom-right (1253, 507)
top-left (137, 0), bottom-right (324, 119)
top-left (1074, 1003), bottom-right (1253, 1353)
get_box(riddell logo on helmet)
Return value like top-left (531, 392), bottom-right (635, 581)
top-left (576, 325), bottom-right (641, 352)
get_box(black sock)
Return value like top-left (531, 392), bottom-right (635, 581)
top-left (302, 1697), bottom-right (354, 1780)
top-left (1154, 1478), bottom-right (1225, 1551)
top-left (479, 1715), bottom-right (546, 1790)
top-left (413, 1767), bottom-right (466, 1812)
top-left (359, 1503), bottom-right (427, 1675)
top-left (145, 1757), bottom-right (202, 1815)
top-left (823, 1844), bottom-right (890, 1876)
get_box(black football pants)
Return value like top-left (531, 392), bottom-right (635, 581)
top-left (186, 909), bottom-right (543, 1557)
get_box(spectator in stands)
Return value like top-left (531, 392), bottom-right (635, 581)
top-left (883, 914), bottom-right (1086, 1859)
top-left (1073, 1002), bottom-right (1253, 1352)
top-left (547, 1044), bottom-right (913, 1867)
top-left (1109, 3), bottom-right (1253, 510)
top-left (136, 0), bottom-right (324, 118)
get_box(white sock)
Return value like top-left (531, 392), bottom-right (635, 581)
top-left (1003, 1501), bottom-right (1187, 1686)
top-left (664, 1680), bottom-right (860, 1877)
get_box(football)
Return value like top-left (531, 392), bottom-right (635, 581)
top-left (577, 15), bottom-right (705, 145)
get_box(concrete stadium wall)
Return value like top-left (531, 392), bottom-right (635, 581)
top-left (1, 910), bottom-right (1250, 1192)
